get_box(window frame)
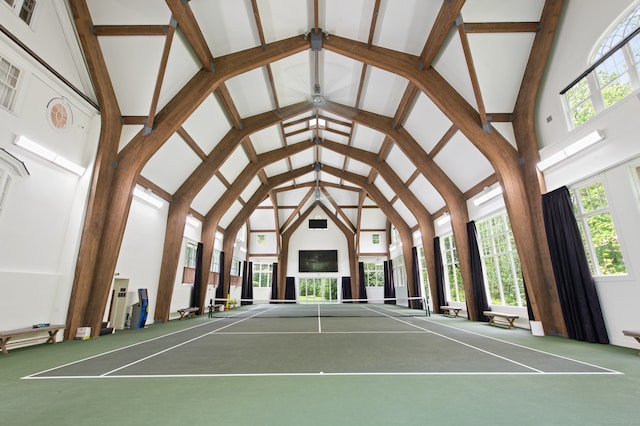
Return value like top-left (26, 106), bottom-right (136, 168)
top-left (0, 55), bottom-right (22, 112)
top-left (362, 262), bottom-right (385, 287)
top-left (440, 234), bottom-right (464, 303)
top-left (252, 262), bottom-right (273, 288)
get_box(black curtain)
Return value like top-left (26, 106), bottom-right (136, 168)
top-left (410, 247), bottom-right (423, 310)
top-left (523, 277), bottom-right (535, 321)
top-left (342, 277), bottom-right (352, 302)
top-left (270, 263), bottom-right (278, 303)
top-left (383, 260), bottom-right (396, 304)
top-left (434, 237), bottom-right (447, 312)
top-left (191, 242), bottom-right (204, 308)
top-left (241, 261), bottom-right (253, 305)
top-left (467, 221), bottom-right (490, 321)
top-left (215, 251), bottom-right (225, 302)
top-left (542, 186), bottom-right (609, 344)
top-left (284, 276), bottom-right (296, 303)
top-left (358, 262), bottom-right (367, 303)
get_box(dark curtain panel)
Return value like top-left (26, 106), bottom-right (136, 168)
top-left (241, 261), bottom-right (253, 305)
top-left (523, 277), bottom-right (535, 321)
top-left (342, 277), bottom-right (352, 302)
top-left (383, 260), bottom-right (396, 304)
top-left (358, 262), bottom-right (367, 303)
top-left (542, 186), bottom-right (609, 344)
top-left (434, 237), bottom-right (447, 311)
top-left (192, 242), bottom-right (203, 308)
top-left (284, 276), bottom-right (296, 303)
top-left (467, 221), bottom-right (490, 321)
top-left (270, 263), bottom-right (278, 303)
top-left (215, 251), bottom-right (225, 301)
top-left (411, 247), bottom-right (423, 310)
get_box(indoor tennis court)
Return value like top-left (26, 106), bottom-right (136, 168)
top-left (25, 303), bottom-right (619, 380)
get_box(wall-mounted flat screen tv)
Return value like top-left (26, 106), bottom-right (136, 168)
top-left (309, 218), bottom-right (327, 229)
top-left (298, 250), bottom-right (338, 272)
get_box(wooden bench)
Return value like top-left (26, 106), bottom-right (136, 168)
top-left (623, 330), bottom-right (640, 355)
top-left (483, 311), bottom-right (519, 329)
top-left (0, 324), bottom-right (65, 354)
top-left (177, 307), bottom-right (199, 320)
top-left (440, 306), bottom-right (462, 318)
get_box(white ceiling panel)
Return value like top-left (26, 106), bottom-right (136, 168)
top-left (118, 125), bottom-right (143, 152)
top-left (462, 0), bottom-right (545, 22)
top-left (287, 131), bottom-right (315, 145)
top-left (140, 133), bottom-right (202, 194)
top-left (87, 0), bottom-right (171, 24)
top-left (256, 0), bottom-right (311, 43)
top-left (271, 51), bottom-right (311, 106)
top-left (191, 176), bottom-right (227, 214)
top-left (182, 94), bottom-right (232, 155)
top-left (219, 200), bottom-right (244, 229)
top-left (385, 145), bottom-right (416, 183)
top-left (99, 36), bottom-right (164, 115)
top-left (251, 125), bottom-right (285, 155)
top-left (249, 209), bottom-right (276, 230)
top-left (190, 0), bottom-right (258, 57)
top-left (491, 122), bottom-right (517, 149)
top-left (392, 199), bottom-right (417, 228)
top-left (323, 0), bottom-right (375, 43)
top-left (325, 187), bottom-right (358, 206)
top-left (341, 208), bottom-right (358, 228)
top-left (433, 33), bottom-right (478, 112)
top-left (373, 175), bottom-right (394, 201)
top-left (278, 187), bottom-right (311, 206)
top-left (219, 146), bottom-right (250, 183)
top-left (360, 66), bottom-right (409, 117)
top-left (403, 92), bottom-right (452, 154)
top-left (318, 173), bottom-right (341, 185)
top-left (351, 124), bottom-right (385, 153)
top-left (157, 33), bottom-right (202, 113)
top-left (278, 208), bottom-right (295, 226)
top-left (264, 160), bottom-right (290, 178)
top-left (468, 33), bottom-right (536, 113)
top-left (320, 129), bottom-right (349, 144)
top-left (409, 175), bottom-right (446, 213)
top-left (434, 133), bottom-right (495, 192)
top-left (318, 148), bottom-right (345, 169)
top-left (240, 176), bottom-right (262, 204)
top-left (374, 0), bottom-right (439, 55)
top-left (289, 150), bottom-right (315, 169)
top-left (225, 67), bottom-right (273, 118)
top-left (344, 158), bottom-right (371, 177)
top-left (321, 50), bottom-right (361, 106)
top-left (360, 207), bottom-right (387, 229)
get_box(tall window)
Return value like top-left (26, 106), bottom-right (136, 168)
top-left (184, 242), bottom-right (197, 268)
top-left (0, 56), bottom-right (20, 111)
top-left (299, 278), bottom-right (338, 301)
top-left (19, 0), bottom-right (36, 25)
top-left (0, 167), bottom-right (12, 218)
top-left (571, 181), bottom-right (627, 276)
top-left (230, 258), bottom-right (241, 276)
top-left (477, 212), bottom-right (525, 307)
top-left (392, 256), bottom-right (406, 288)
top-left (363, 262), bottom-right (384, 286)
top-left (563, 4), bottom-right (640, 128)
top-left (210, 249), bottom-right (220, 272)
top-left (252, 263), bottom-right (272, 287)
top-left (441, 234), bottom-right (464, 302)
top-left (418, 246), bottom-right (430, 300)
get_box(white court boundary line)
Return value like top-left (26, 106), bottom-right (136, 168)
top-left (23, 304), bottom-right (622, 380)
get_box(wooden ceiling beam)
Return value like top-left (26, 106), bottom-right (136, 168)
top-left (463, 22), bottom-right (540, 33)
top-left (145, 22), bottom-right (176, 133)
top-left (177, 127), bottom-right (207, 161)
top-left (165, 0), bottom-right (214, 71)
top-left (429, 124), bottom-right (458, 158)
top-left (92, 25), bottom-right (170, 36)
top-left (215, 83), bottom-right (243, 129)
top-left (420, 0), bottom-right (466, 69)
top-left (457, 21), bottom-right (489, 129)
top-left (279, 187), bottom-right (315, 234)
top-left (321, 187), bottom-right (357, 234)
top-left (392, 83), bottom-right (419, 128)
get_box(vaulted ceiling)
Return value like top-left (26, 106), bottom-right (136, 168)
top-left (77, 0), bottom-right (547, 243)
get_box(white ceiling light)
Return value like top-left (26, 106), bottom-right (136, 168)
top-left (538, 130), bottom-right (605, 171)
top-left (132, 184), bottom-right (164, 208)
top-left (474, 186), bottom-right (503, 206)
top-left (14, 135), bottom-right (85, 176)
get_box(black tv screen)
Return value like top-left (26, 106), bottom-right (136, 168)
top-left (298, 250), bottom-right (338, 272)
top-left (309, 219), bottom-right (327, 229)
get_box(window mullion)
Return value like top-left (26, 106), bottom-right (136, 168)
top-left (587, 72), bottom-right (606, 113)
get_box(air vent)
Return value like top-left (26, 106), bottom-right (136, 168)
top-left (309, 219), bottom-right (327, 229)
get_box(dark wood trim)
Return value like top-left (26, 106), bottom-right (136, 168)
top-left (92, 25), bottom-right (170, 36)
top-left (463, 22), bottom-right (540, 33)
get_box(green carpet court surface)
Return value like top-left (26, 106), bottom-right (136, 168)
top-left (2, 304), bottom-right (640, 425)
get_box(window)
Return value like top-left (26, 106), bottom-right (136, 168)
top-left (0, 56), bottom-right (21, 111)
top-left (562, 4), bottom-right (640, 128)
top-left (0, 167), bottom-right (12, 218)
top-left (184, 242), bottom-right (198, 269)
top-left (392, 256), bottom-right (406, 288)
top-left (230, 258), bottom-right (241, 276)
top-left (3, 0), bottom-right (15, 7)
top-left (252, 263), bottom-right (272, 287)
top-left (372, 234), bottom-right (380, 244)
top-left (571, 181), bottom-right (627, 275)
top-left (418, 246), bottom-right (430, 300)
top-left (19, 0), bottom-right (36, 25)
top-left (257, 234), bottom-right (265, 245)
top-left (299, 277), bottom-right (338, 301)
top-left (441, 234), bottom-right (464, 302)
top-left (477, 212), bottom-right (525, 307)
top-left (363, 262), bottom-right (384, 286)
top-left (210, 249), bottom-right (220, 272)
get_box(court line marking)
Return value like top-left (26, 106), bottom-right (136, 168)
top-left (408, 316), bottom-right (622, 375)
top-left (23, 370), bottom-right (621, 380)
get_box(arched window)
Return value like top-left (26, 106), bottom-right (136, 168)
top-left (562, 4), bottom-right (640, 128)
